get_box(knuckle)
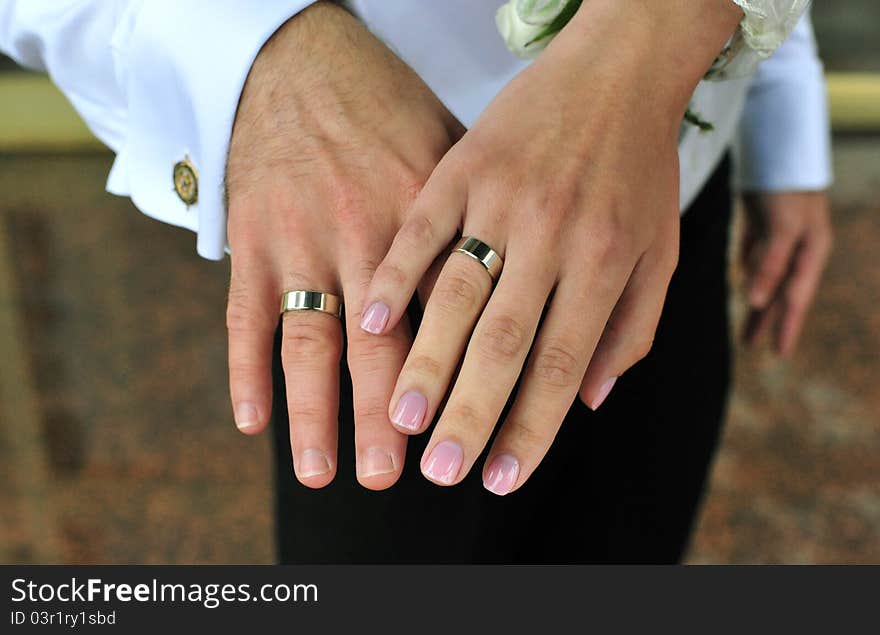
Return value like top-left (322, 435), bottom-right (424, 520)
top-left (348, 336), bottom-right (401, 372)
top-left (327, 178), bottom-right (363, 219)
top-left (446, 402), bottom-right (492, 431)
top-left (535, 183), bottom-right (578, 226)
top-left (326, 182), bottom-right (372, 244)
top-left (399, 178), bottom-right (428, 208)
top-left (531, 343), bottom-right (582, 389)
top-left (478, 314), bottom-right (528, 362)
top-left (226, 285), bottom-right (262, 332)
top-left (433, 272), bottom-right (483, 314)
top-left (353, 397), bottom-right (389, 422)
top-left (376, 260), bottom-right (409, 289)
top-left (288, 400), bottom-right (328, 424)
top-left (344, 256), bottom-right (382, 293)
top-left (398, 214), bottom-right (436, 250)
top-left (588, 220), bottom-right (626, 264)
top-left (504, 416), bottom-right (550, 452)
top-left (228, 359), bottom-right (264, 379)
top-left (281, 320), bottom-right (339, 359)
top-left (405, 354), bottom-right (444, 379)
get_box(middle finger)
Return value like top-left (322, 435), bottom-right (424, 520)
top-left (420, 250), bottom-right (555, 485)
top-left (342, 258), bottom-right (413, 490)
top-left (386, 238), bottom-right (499, 435)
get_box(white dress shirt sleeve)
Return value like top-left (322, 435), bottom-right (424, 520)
top-left (733, 13), bottom-right (834, 193)
top-left (0, 0), bottom-right (317, 260)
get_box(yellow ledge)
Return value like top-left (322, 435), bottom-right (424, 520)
top-left (1, 72), bottom-right (879, 153)
top-left (0, 75), bottom-right (105, 152)
top-left (826, 73), bottom-right (880, 132)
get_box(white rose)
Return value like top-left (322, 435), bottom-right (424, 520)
top-left (495, 0), bottom-right (571, 60)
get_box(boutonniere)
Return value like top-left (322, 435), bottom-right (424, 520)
top-left (495, 0), bottom-right (583, 60)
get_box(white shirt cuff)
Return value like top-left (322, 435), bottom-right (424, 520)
top-left (106, 0), bottom-right (318, 260)
top-left (733, 15), bottom-right (833, 193)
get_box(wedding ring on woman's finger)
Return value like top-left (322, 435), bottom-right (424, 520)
top-left (453, 236), bottom-right (504, 282)
top-left (280, 290), bottom-right (343, 319)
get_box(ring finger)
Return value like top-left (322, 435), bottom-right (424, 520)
top-left (386, 233), bottom-right (503, 435)
top-left (279, 273), bottom-right (344, 489)
top-left (420, 248), bottom-right (555, 485)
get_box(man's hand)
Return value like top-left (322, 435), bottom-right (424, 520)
top-left (224, 2), bottom-right (463, 489)
top-left (741, 191), bottom-right (833, 357)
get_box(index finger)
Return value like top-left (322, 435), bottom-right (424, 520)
top-left (360, 164), bottom-right (466, 335)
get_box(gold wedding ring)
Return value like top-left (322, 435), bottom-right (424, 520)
top-left (453, 236), bottom-right (504, 282)
top-left (280, 290), bottom-right (343, 319)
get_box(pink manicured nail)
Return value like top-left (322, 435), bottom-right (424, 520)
top-left (422, 441), bottom-right (463, 485)
top-left (391, 391), bottom-right (428, 432)
top-left (360, 301), bottom-right (390, 334)
top-left (483, 454), bottom-right (519, 496)
top-left (591, 376), bottom-right (618, 410)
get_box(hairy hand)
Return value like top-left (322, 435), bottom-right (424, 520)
top-left (225, 2), bottom-right (463, 489)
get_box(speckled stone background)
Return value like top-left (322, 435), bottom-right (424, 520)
top-left (0, 6), bottom-right (877, 564)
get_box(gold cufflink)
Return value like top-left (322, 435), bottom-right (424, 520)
top-left (173, 155), bottom-right (198, 207)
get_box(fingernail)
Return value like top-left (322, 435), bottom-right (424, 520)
top-left (483, 454), bottom-right (520, 496)
top-left (298, 449), bottom-right (332, 478)
top-left (591, 377), bottom-right (618, 410)
top-left (360, 301), bottom-right (390, 334)
top-left (358, 447), bottom-right (397, 478)
top-left (391, 391), bottom-right (428, 432)
top-left (234, 402), bottom-right (259, 431)
top-left (750, 288), bottom-right (768, 308)
top-left (422, 441), bottom-right (463, 485)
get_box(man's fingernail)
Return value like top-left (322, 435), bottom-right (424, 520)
top-left (422, 441), bottom-right (463, 485)
top-left (358, 447), bottom-right (397, 478)
top-left (391, 391), bottom-right (428, 432)
top-left (591, 377), bottom-right (618, 410)
top-left (234, 402), bottom-right (259, 431)
top-left (298, 449), bottom-right (332, 478)
top-left (750, 288), bottom-right (767, 307)
top-left (483, 454), bottom-right (520, 496)
top-left (360, 301), bottom-right (390, 334)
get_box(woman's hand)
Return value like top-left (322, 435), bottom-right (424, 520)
top-left (741, 191), bottom-right (833, 357)
top-left (361, 0), bottom-right (743, 494)
top-left (225, 2), bottom-right (463, 489)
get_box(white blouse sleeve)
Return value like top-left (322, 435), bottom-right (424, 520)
top-left (709, 0), bottom-right (811, 80)
top-left (0, 0), bottom-right (318, 260)
top-left (733, 13), bottom-right (833, 192)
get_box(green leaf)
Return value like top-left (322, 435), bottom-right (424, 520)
top-left (523, 0), bottom-right (584, 48)
top-left (684, 109), bottom-right (715, 133)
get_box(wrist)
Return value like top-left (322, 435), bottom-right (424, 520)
top-left (552, 0), bottom-right (743, 121)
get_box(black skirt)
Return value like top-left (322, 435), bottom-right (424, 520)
top-left (271, 155), bottom-right (733, 563)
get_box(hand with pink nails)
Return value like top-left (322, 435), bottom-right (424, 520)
top-left (224, 3), bottom-right (463, 489)
top-left (361, 0), bottom-right (745, 495)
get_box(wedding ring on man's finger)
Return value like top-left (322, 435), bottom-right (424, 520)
top-left (280, 290), bottom-right (343, 319)
top-left (453, 236), bottom-right (504, 282)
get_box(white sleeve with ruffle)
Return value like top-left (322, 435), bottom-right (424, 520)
top-left (708, 0), bottom-right (812, 80)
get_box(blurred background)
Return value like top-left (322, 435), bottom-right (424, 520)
top-left (1, 4), bottom-right (878, 563)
